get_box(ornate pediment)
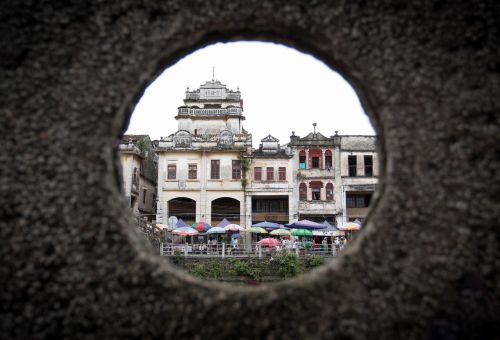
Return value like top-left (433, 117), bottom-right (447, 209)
top-left (218, 130), bottom-right (234, 147)
top-left (173, 130), bottom-right (192, 148)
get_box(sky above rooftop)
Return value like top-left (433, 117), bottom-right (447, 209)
top-left (125, 41), bottom-right (375, 146)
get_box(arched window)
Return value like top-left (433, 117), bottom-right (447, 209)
top-left (299, 150), bottom-right (306, 169)
top-left (299, 183), bottom-right (307, 201)
top-left (326, 183), bottom-right (334, 201)
top-left (325, 150), bottom-right (333, 169)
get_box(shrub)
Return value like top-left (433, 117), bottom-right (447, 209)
top-left (275, 252), bottom-right (302, 278)
top-left (306, 254), bottom-right (324, 269)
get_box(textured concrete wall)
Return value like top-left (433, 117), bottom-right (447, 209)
top-left (1, 1), bottom-right (499, 339)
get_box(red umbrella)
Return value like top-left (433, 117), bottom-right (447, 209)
top-left (258, 238), bottom-right (281, 248)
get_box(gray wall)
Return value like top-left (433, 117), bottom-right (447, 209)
top-left (1, 1), bottom-right (499, 339)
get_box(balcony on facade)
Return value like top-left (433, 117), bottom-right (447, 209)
top-left (177, 107), bottom-right (242, 116)
top-left (296, 168), bottom-right (334, 179)
top-left (119, 143), bottom-right (142, 156)
top-left (298, 200), bottom-right (338, 215)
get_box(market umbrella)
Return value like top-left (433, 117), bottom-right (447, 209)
top-left (270, 228), bottom-right (291, 236)
top-left (313, 221), bottom-right (340, 236)
top-left (192, 221), bottom-right (211, 232)
top-left (207, 227), bottom-right (227, 234)
top-left (175, 218), bottom-right (189, 228)
top-left (172, 226), bottom-right (199, 236)
top-left (251, 221), bottom-right (281, 230)
top-left (257, 238), bottom-right (281, 247)
top-left (248, 227), bottom-right (268, 234)
top-left (225, 224), bottom-right (245, 232)
top-left (291, 228), bottom-right (313, 237)
top-left (285, 219), bottom-right (326, 230)
top-left (215, 218), bottom-right (231, 228)
top-left (338, 222), bottom-right (361, 231)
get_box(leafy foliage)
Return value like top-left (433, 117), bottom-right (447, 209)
top-left (275, 252), bottom-right (302, 278)
top-left (306, 254), bottom-right (324, 269)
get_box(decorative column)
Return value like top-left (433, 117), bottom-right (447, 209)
top-left (305, 149), bottom-right (309, 169)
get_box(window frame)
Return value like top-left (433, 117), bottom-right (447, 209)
top-left (312, 157), bottom-right (320, 169)
top-left (311, 188), bottom-right (321, 201)
top-left (266, 167), bottom-right (274, 181)
top-left (364, 155), bottom-right (373, 177)
top-left (348, 155), bottom-right (357, 177)
top-left (188, 164), bottom-right (197, 180)
top-left (210, 160), bottom-right (220, 180)
top-left (232, 160), bottom-right (241, 180)
top-left (167, 164), bottom-right (177, 180)
top-left (326, 183), bottom-right (334, 201)
top-left (278, 167), bottom-right (286, 181)
top-left (254, 167), bottom-right (262, 181)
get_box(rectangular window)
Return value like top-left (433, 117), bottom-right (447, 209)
top-left (211, 160), bottom-right (220, 179)
top-left (356, 196), bottom-right (366, 207)
top-left (232, 160), bottom-right (241, 179)
top-left (299, 155), bottom-right (306, 169)
top-left (364, 155), bottom-right (373, 177)
top-left (346, 194), bottom-right (372, 208)
top-left (142, 189), bottom-right (147, 204)
top-left (188, 164), bottom-right (197, 179)
top-left (312, 188), bottom-right (321, 201)
top-left (312, 157), bottom-right (320, 168)
top-left (266, 167), bottom-right (274, 181)
top-left (278, 167), bottom-right (286, 181)
top-left (348, 155), bottom-right (357, 176)
top-left (167, 164), bottom-right (176, 180)
top-left (254, 167), bottom-right (262, 181)
top-left (346, 196), bottom-right (356, 208)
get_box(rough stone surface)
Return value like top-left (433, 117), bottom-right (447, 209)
top-left (1, 1), bottom-right (500, 339)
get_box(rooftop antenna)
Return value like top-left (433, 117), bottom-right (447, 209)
top-left (313, 123), bottom-right (317, 135)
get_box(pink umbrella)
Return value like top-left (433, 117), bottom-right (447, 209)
top-left (224, 224), bottom-right (245, 232)
top-left (258, 238), bottom-right (281, 248)
top-left (172, 226), bottom-right (199, 236)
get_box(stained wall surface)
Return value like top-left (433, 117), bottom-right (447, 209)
top-left (1, 1), bottom-right (499, 339)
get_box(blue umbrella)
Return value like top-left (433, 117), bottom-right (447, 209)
top-left (207, 227), bottom-right (227, 234)
top-left (322, 220), bottom-right (339, 231)
top-left (231, 233), bottom-right (241, 238)
top-left (215, 218), bottom-right (231, 228)
top-left (251, 221), bottom-right (281, 230)
top-left (176, 218), bottom-right (189, 228)
top-left (285, 219), bottom-right (326, 230)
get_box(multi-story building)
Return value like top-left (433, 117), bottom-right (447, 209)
top-left (245, 135), bottom-right (294, 227)
top-left (288, 127), bottom-right (378, 226)
top-left (339, 136), bottom-right (378, 223)
top-left (155, 78), bottom-right (378, 229)
top-left (119, 135), bottom-right (158, 220)
top-left (156, 79), bottom-right (252, 227)
top-left (288, 126), bottom-right (343, 225)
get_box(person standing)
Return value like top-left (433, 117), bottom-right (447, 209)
top-left (322, 237), bottom-right (328, 255)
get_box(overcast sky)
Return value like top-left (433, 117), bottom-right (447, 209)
top-left (126, 41), bottom-right (375, 146)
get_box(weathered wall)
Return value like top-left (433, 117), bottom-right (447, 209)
top-left (1, 1), bottom-right (499, 339)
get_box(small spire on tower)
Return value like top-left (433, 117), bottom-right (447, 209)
top-left (212, 66), bottom-right (215, 82)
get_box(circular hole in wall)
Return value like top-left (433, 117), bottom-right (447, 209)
top-left (121, 41), bottom-right (379, 284)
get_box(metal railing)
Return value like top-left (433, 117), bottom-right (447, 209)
top-left (160, 242), bottom-right (345, 258)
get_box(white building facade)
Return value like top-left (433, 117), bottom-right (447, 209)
top-left (245, 135), bottom-right (295, 228)
top-left (156, 79), bottom-right (252, 227)
top-left (155, 79), bottom-right (379, 229)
